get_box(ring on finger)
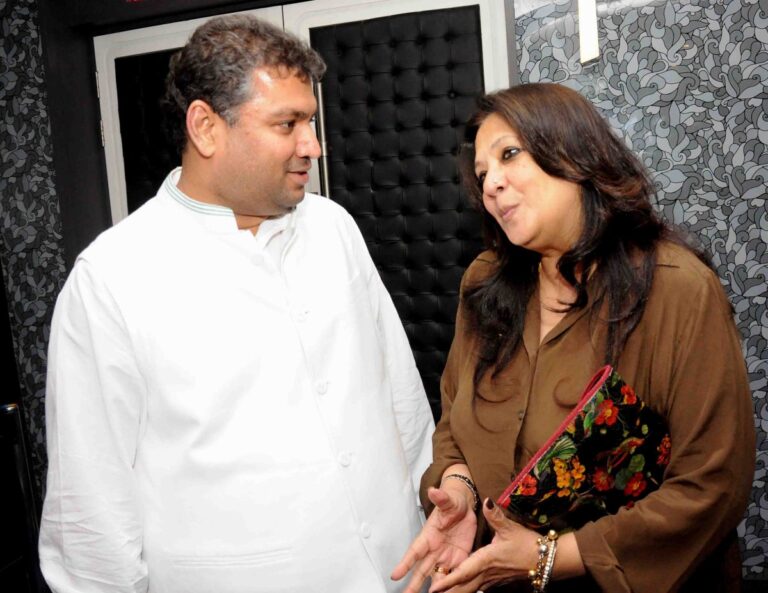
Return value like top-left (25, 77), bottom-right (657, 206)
top-left (433, 565), bottom-right (451, 575)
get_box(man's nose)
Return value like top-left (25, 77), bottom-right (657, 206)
top-left (297, 123), bottom-right (321, 159)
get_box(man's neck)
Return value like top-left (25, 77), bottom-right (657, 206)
top-left (235, 213), bottom-right (270, 235)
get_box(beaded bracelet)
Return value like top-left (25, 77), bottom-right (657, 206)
top-left (529, 530), bottom-right (558, 593)
top-left (441, 474), bottom-right (480, 512)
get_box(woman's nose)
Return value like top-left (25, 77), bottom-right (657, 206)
top-left (483, 167), bottom-right (505, 196)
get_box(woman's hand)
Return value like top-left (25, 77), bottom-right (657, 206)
top-left (427, 499), bottom-right (540, 593)
top-left (390, 483), bottom-right (478, 593)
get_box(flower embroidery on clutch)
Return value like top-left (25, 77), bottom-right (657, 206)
top-left (497, 366), bottom-right (671, 532)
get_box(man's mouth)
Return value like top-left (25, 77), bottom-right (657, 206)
top-left (288, 170), bottom-right (310, 183)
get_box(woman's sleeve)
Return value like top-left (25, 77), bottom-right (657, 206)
top-left (574, 271), bottom-right (756, 593)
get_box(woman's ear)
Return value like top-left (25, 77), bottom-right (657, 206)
top-left (185, 99), bottom-right (222, 158)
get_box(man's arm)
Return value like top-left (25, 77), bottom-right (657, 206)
top-left (370, 267), bottom-right (434, 490)
top-left (338, 211), bottom-right (433, 495)
top-left (39, 259), bottom-right (149, 593)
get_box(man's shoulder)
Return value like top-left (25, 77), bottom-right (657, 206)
top-left (295, 193), bottom-right (362, 241)
top-left (79, 196), bottom-right (168, 266)
top-left (296, 193), bottom-right (351, 220)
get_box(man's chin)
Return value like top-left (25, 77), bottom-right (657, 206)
top-left (292, 186), bottom-right (308, 201)
top-left (280, 189), bottom-right (307, 210)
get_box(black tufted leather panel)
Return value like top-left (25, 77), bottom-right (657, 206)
top-left (310, 7), bottom-right (485, 418)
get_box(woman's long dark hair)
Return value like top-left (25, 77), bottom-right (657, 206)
top-left (459, 83), bottom-right (707, 390)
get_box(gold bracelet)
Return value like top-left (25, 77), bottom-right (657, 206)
top-left (441, 474), bottom-right (480, 512)
top-left (529, 530), bottom-right (558, 593)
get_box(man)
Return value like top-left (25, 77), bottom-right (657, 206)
top-left (39, 15), bottom-right (434, 593)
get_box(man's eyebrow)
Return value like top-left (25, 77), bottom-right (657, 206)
top-left (267, 109), bottom-right (316, 119)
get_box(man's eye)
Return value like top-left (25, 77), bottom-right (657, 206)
top-left (502, 147), bottom-right (521, 161)
top-left (279, 121), bottom-right (296, 130)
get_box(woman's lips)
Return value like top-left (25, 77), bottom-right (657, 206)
top-left (500, 204), bottom-right (518, 221)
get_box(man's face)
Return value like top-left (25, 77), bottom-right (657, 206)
top-left (213, 67), bottom-right (320, 219)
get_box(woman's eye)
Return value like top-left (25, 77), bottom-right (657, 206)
top-left (476, 172), bottom-right (486, 186)
top-left (501, 147), bottom-right (520, 161)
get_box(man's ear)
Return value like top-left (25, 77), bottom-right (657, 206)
top-left (185, 100), bottom-right (223, 158)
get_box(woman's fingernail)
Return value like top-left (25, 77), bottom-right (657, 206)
top-left (486, 498), bottom-right (495, 509)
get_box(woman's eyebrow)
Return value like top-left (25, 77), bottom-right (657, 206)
top-left (489, 135), bottom-right (518, 150)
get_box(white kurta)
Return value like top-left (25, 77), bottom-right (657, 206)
top-left (40, 169), bottom-right (434, 593)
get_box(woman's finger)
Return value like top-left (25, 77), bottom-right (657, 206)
top-left (482, 498), bottom-right (519, 538)
top-left (391, 532), bottom-right (431, 580)
top-left (437, 573), bottom-right (487, 593)
top-left (428, 548), bottom-right (488, 593)
top-left (427, 486), bottom-right (456, 512)
top-left (402, 553), bottom-right (442, 593)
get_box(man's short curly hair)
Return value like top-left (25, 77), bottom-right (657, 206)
top-left (161, 14), bottom-right (326, 154)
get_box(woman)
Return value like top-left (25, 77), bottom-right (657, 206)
top-left (391, 83), bottom-right (755, 593)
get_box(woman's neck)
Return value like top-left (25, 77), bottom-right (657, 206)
top-left (538, 255), bottom-right (578, 310)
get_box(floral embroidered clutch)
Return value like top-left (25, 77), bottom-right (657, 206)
top-left (496, 366), bottom-right (671, 532)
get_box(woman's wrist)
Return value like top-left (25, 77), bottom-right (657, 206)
top-left (441, 473), bottom-right (480, 512)
top-left (525, 530), bottom-right (585, 591)
top-left (439, 465), bottom-right (478, 512)
top-left (529, 530), bottom-right (558, 592)
top-left (550, 532), bottom-right (586, 581)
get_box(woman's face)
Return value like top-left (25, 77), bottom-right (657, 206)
top-left (473, 113), bottom-right (583, 257)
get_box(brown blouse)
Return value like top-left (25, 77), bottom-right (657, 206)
top-left (421, 242), bottom-right (755, 593)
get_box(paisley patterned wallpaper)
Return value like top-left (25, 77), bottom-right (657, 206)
top-left (514, 0), bottom-right (767, 577)
top-left (0, 0), bottom-right (67, 496)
